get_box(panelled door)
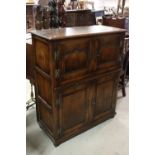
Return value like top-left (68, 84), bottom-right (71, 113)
top-left (94, 33), bottom-right (123, 72)
top-left (54, 38), bottom-right (92, 84)
top-left (91, 72), bottom-right (119, 121)
top-left (57, 82), bottom-right (90, 136)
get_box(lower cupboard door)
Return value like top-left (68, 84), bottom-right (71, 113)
top-left (57, 82), bottom-right (89, 136)
top-left (92, 76), bottom-right (118, 121)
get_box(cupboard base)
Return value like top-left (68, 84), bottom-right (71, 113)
top-left (38, 111), bottom-right (115, 146)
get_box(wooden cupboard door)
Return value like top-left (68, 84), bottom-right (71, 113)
top-left (77, 11), bottom-right (90, 26)
top-left (91, 73), bottom-right (118, 121)
top-left (57, 82), bottom-right (89, 136)
top-left (66, 13), bottom-right (76, 27)
top-left (94, 34), bottom-right (123, 72)
top-left (87, 12), bottom-right (96, 26)
top-left (77, 12), bottom-right (96, 26)
top-left (54, 38), bottom-right (91, 83)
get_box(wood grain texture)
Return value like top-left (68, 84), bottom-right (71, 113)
top-left (32, 25), bottom-right (125, 146)
top-left (31, 25), bottom-right (126, 40)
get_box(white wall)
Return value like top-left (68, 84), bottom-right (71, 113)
top-left (94, 0), bottom-right (129, 9)
top-left (65, 0), bottom-right (129, 9)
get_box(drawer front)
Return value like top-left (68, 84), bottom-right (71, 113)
top-left (95, 34), bottom-right (123, 72)
top-left (56, 82), bottom-right (89, 136)
top-left (54, 38), bottom-right (91, 83)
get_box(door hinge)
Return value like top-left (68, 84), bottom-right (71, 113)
top-left (55, 69), bottom-right (61, 79)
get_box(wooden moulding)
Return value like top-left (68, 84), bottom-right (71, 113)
top-left (32, 25), bottom-right (126, 146)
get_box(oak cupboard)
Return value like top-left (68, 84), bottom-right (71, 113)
top-left (31, 25), bottom-right (126, 146)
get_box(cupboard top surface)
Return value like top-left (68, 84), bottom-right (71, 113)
top-left (31, 25), bottom-right (126, 41)
top-left (65, 9), bottom-right (91, 13)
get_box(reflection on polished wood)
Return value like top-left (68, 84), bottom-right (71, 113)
top-left (31, 25), bottom-right (125, 40)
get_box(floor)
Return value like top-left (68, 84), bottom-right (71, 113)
top-left (26, 81), bottom-right (129, 155)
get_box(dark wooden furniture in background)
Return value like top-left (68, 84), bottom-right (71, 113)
top-left (26, 34), bottom-right (35, 110)
top-left (103, 16), bottom-right (126, 29)
top-left (102, 16), bottom-right (129, 96)
top-left (57, 0), bottom-right (66, 27)
top-left (26, 35), bottom-right (34, 83)
top-left (26, 3), bottom-right (37, 30)
top-left (65, 9), bottom-right (96, 27)
top-left (119, 49), bottom-right (129, 96)
top-left (31, 25), bottom-right (126, 146)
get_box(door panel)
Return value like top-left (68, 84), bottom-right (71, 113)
top-left (35, 40), bottom-right (50, 74)
top-left (94, 80), bottom-right (113, 115)
top-left (66, 12), bottom-right (76, 27)
top-left (92, 73), bottom-right (118, 121)
top-left (58, 82), bottom-right (89, 135)
top-left (95, 34), bottom-right (122, 71)
top-left (55, 38), bottom-right (91, 82)
top-left (36, 72), bottom-right (51, 107)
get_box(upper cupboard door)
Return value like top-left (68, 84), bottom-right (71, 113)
top-left (95, 33), bottom-right (124, 72)
top-left (54, 38), bottom-right (92, 84)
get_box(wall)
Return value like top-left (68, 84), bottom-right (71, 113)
top-left (65, 0), bottom-right (129, 9)
top-left (94, 0), bottom-right (129, 9)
